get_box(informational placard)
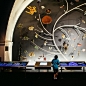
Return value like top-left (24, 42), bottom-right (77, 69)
top-left (40, 62), bottom-right (47, 65)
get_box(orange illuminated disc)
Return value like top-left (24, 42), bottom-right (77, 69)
top-left (42, 15), bottom-right (52, 24)
top-left (78, 43), bottom-right (81, 46)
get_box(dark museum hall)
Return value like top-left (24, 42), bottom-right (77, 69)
top-left (0, 0), bottom-right (86, 86)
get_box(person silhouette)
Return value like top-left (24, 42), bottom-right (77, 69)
top-left (51, 55), bottom-right (60, 79)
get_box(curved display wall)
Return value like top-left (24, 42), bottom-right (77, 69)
top-left (11, 0), bottom-right (86, 65)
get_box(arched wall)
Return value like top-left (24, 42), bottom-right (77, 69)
top-left (5, 0), bottom-right (34, 61)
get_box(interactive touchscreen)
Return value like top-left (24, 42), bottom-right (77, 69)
top-left (0, 62), bottom-right (28, 67)
top-left (60, 62), bottom-right (86, 66)
top-left (40, 62), bottom-right (47, 65)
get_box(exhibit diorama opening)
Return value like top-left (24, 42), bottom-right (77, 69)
top-left (12, 0), bottom-right (86, 65)
top-left (4, 0), bottom-right (86, 73)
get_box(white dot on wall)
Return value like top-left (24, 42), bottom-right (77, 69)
top-left (82, 49), bottom-right (85, 52)
top-left (49, 60), bottom-right (51, 61)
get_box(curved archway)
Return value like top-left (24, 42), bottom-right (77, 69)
top-left (5, 0), bottom-right (33, 61)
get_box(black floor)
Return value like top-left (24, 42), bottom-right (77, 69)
top-left (0, 72), bottom-right (86, 86)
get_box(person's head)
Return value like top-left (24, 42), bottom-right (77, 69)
top-left (54, 55), bottom-right (58, 60)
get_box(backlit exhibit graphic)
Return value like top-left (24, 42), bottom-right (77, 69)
top-left (12, 0), bottom-right (86, 64)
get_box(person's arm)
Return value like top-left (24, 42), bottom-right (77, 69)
top-left (58, 60), bottom-right (60, 66)
top-left (51, 60), bottom-right (53, 64)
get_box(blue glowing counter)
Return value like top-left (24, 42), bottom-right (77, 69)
top-left (60, 61), bottom-right (86, 67)
top-left (0, 61), bottom-right (28, 67)
top-left (0, 61), bottom-right (29, 78)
